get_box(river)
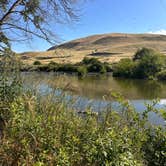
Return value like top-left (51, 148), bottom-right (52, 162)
top-left (22, 72), bottom-right (166, 125)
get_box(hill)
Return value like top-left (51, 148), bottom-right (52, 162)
top-left (20, 33), bottom-right (166, 64)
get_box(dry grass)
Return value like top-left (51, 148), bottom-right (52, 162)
top-left (19, 33), bottom-right (166, 65)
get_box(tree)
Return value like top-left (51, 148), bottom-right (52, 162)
top-left (0, 0), bottom-right (81, 53)
top-left (135, 52), bottom-right (163, 78)
top-left (133, 47), bottom-right (162, 61)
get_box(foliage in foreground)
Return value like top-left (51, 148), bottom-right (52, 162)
top-left (0, 88), bottom-right (165, 165)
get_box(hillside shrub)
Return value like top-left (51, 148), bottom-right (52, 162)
top-left (48, 61), bottom-right (58, 66)
top-left (33, 60), bottom-right (41, 65)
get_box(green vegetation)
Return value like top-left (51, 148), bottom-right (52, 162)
top-left (133, 47), bottom-right (156, 61)
top-left (21, 48), bottom-right (166, 81)
top-left (57, 64), bottom-right (78, 73)
top-left (113, 48), bottom-right (165, 80)
top-left (0, 51), bottom-right (166, 166)
top-left (112, 58), bottom-right (136, 78)
top-left (157, 70), bottom-right (166, 80)
top-left (0, 86), bottom-right (165, 165)
top-left (33, 60), bottom-right (42, 65)
top-left (22, 57), bottom-right (112, 76)
top-left (77, 66), bottom-right (87, 77)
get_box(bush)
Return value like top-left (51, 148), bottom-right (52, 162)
top-left (88, 62), bottom-right (106, 74)
top-left (33, 60), bottom-right (41, 65)
top-left (57, 64), bottom-right (78, 73)
top-left (0, 91), bottom-right (165, 165)
top-left (135, 53), bottom-right (163, 78)
top-left (142, 127), bottom-right (166, 166)
top-left (113, 48), bottom-right (164, 79)
top-left (104, 62), bottom-right (113, 72)
top-left (113, 59), bottom-right (135, 78)
top-left (133, 47), bottom-right (156, 61)
top-left (77, 66), bottom-right (87, 77)
top-left (48, 61), bottom-right (58, 66)
top-left (157, 70), bottom-right (166, 80)
top-left (82, 57), bottom-right (100, 65)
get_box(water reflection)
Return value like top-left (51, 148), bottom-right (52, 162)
top-left (22, 72), bottom-right (166, 100)
top-left (21, 72), bottom-right (166, 125)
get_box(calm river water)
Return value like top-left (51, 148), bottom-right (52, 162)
top-left (22, 72), bottom-right (166, 125)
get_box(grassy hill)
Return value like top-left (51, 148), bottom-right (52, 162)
top-left (20, 33), bottom-right (166, 65)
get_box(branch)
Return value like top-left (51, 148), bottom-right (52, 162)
top-left (0, 0), bottom-right (23, 26)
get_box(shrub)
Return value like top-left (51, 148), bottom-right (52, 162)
top-left (104, 62), bottom-right (113, 72)
top-left (37, 65), bottom-right (56, 72)
top-left (135, 53), bottom-right (163, 78)
top-left (113, 59), bottom-right (135, 78)
top-left (88, 62), bottom-right (106, 74)
top-left (33, 60), bottom-right (41, 65)
top-left (142, 127), bottom-right (166, 166)
top-left (0, 91), bottom-right (165, 165)
top-left (77, 66), bottom-right (87, 77)
top-left (113, 48), bottom-right (164, 79)
top-left (157, 70), bottom-right (166, 80)
top-left (57, 64), bottom-right (77, 73)
top-left (82, 57), bottom-right (100, 65)
top-left (133, 47), bottom-right (156, 61)
top-left (48, 61), bottom-right (58, 66)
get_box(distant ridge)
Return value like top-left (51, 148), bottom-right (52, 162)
top-left (47, 33), bottom-right (166, 51)
top-left (21, 33), bottom-right (166, 64)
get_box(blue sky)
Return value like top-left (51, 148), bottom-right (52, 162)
top-left (12, 0), bottom-right (166, 53)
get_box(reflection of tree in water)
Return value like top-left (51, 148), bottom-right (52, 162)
top-left (136, 80), bottom-right (163, 99)
top-left (23, 73), bottom-right (166, 100)
top-left (114, 78), bottom-right (164, 99)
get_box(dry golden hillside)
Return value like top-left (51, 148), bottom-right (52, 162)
top-left (20, 33), bottom-right (166, 64)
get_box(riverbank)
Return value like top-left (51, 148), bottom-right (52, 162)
top-left (20, 48), bottom-right (166, 81)
top-left (21, 57), bottom-right (113, 77)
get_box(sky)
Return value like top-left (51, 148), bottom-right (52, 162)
top-left (12, 0), bottom-right (166, 53)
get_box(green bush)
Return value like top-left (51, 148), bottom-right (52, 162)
top-left (157, 70), bottom-right (166, 80)
top-left (104, 62), bottom-right (113, 72)
top-left (77, 66), bottom-right (87, 77)
top-left (0, 90), bottom-right (165, 165)
top-left (113, 48), bottom-right (164, 79)
top-left (48, 61), bottom-right (58, 66)
top-left (113, 59), bottom-right (135, 78)
top-left (142, 127), bottom-right (166, 166)
top-left (88, 62), bottom-right (106, 74)
top-left (33, 60), bottom-right (41, 65)
top-left (82, 57), bottom-right (100, 65)
top-left (37, 65), bottom-right (58, 72)
top-left (57, 64), bottom-right (78, 73)
top-left (135, 53), bottom-right (163, 78)
top-left (133, 47), bottom-right (156, 61)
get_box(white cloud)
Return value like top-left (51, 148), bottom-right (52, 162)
top-left (148, 29), bottom-right (166, 35)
